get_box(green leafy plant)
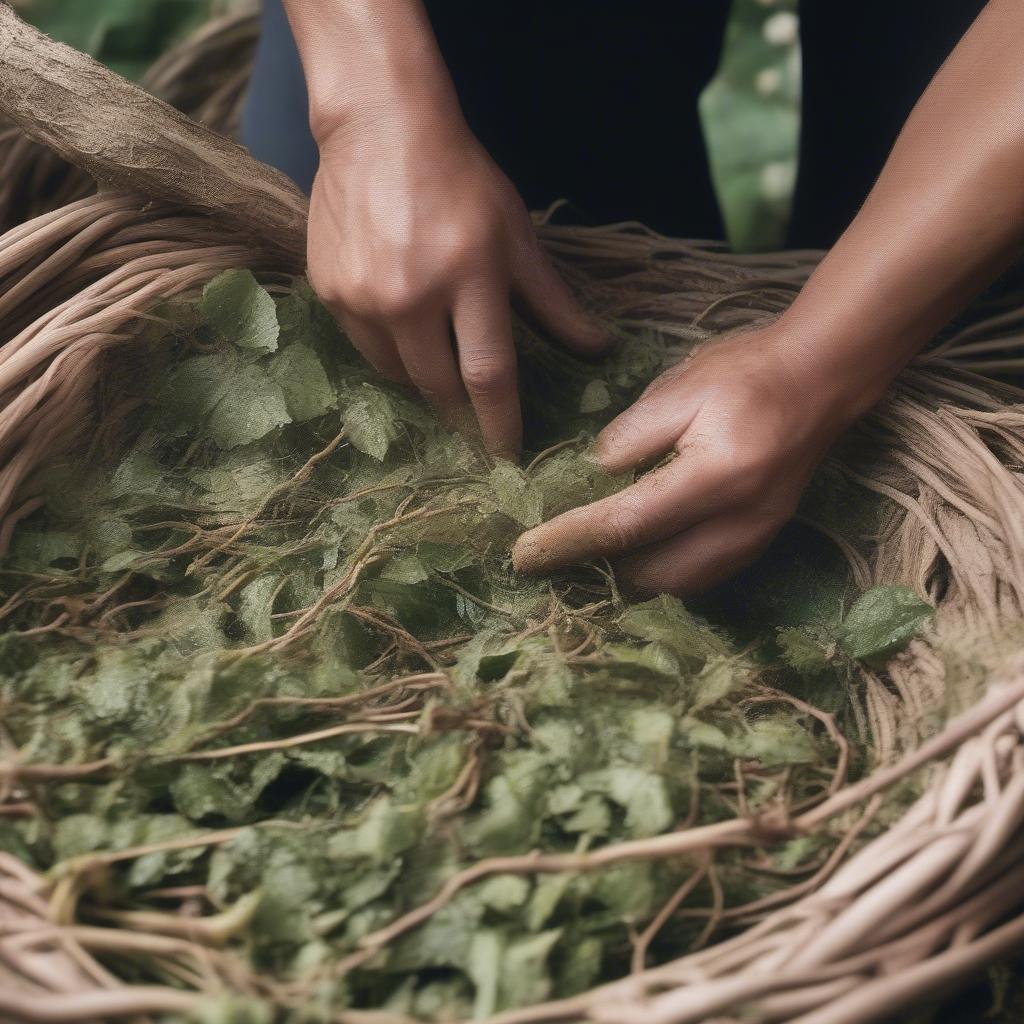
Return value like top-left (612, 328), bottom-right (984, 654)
top-left (0, 273), bottom-right (933, 1018)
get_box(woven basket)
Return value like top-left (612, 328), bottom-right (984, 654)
top-left (1, 8), bottom-right (1023, 1023)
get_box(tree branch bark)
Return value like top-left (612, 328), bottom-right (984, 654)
top-left (0, 3), bottom-right (307, 268)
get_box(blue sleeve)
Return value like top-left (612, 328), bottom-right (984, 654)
top-left (240, 0), bottom-right (320, 195)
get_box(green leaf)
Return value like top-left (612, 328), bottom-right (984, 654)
top-left (158, 352), bottom-right (292, 449)
top-left (190, 995), bottom-right (274, 1024)
top-left (388, 890), bottom-right (485, 971)
top-left (190, 448), bottom-right (289, 515)
top-left (146, 598), bottom-right (226, 657)
top-left (527, 873), bottom-right (575, 931)
top-left (268, 343), bottom-right (337, 422)
top-left (740, 718), bottom-right (820, 767)
top-left (205, 362), bottom-right (291, 449)
top-left (463, 751), bottom-right (549, 855)
top-left (690, 656), bottom-right (750, 712)
top-left (416, 541), bottom-right (476, 574)
top-left (478, 874), bottom-right (531, 912)
top-left (626, 708), bottom-right (676, 766)
top-left (202, 269), bottom-right (280, 353)
top-left (620, 595), bottom-right (730, 669)
top-left (105, 448), bottom-right (174, 501)
top-left (380, 552), bottom-right (429, 585)
top-left (468, 928), bottom-right (504, 1017)
top-left (777, 625), bottom-right (835, 674)
top-left (328, 796), bottom-right (422, 863)
top-left (7, 530), bottom-right (79, 568)
top-left (158, 352), bottom-right (230, 426)
top-left (840, 585), bottom-right (934, 662)
top-left (342, 385), bottom-right (403, 460)
top-left (590, 861), bottom-right (656, 917)
top-left (500, 929), bottom-right (563, 1009)
top-left (563, 796), bottom-right (612, 836)
top-left (468, 927), bottom-right (563, 1013)
top-left (171, 756), bottom-right (285, 823)
top-left (236, 574), bottom-right (280, 644)
top-left (530, 446), bottom-right (625, 519)
top-left (557, 934), bottom-right (604, 996)
top-left (489, 462), bottom-right (544, 528)
top-left (578, 767), bottom-right (674, 838)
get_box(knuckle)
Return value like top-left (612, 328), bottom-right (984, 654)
top-left (601, 501), bottom-right (646, 552)
top-left (339, 272), bottom-right (427, 322)
top-left (439, 214), bottom-right (504, 271)
top-left (307, 269), bottom-right (342, 312)
top-left (370, 282), bottom-right (422, 321)
top-left (600, 417), bottom-right (645, 457)
top-left (719, 444), bottom-right (773, 502)
top-left (461, 352), bottom-right (514, 396)
top-left (332, 280), bottom-right (377, 319)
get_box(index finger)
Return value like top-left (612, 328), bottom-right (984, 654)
top-left (453, 283), bottom-right (522, 459)
top-left (512, 451), bottom-right (728, 575)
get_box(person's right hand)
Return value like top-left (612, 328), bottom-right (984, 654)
top-left (307, 111), bottom-right (608, 459)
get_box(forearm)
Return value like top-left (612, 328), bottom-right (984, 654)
top-left (281, 0), bottom-right (463, 143)
top-left (780, 0), bottom-right (1024, 423)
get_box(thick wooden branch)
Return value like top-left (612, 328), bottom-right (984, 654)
top-left (0, 3), bottom-right (307, 268)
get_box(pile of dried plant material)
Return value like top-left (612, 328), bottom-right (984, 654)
top-left (3, 8), bottom-right (1024, 1024)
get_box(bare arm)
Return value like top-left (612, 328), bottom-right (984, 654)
top-left (282, 0), bottom-right (607, 458)
top-left (515, 0), bottom-right (1024, 593)
top-left (282, 1), bottom-right (458, 139)
top-left (780, 0), bottom-right (1024, 418)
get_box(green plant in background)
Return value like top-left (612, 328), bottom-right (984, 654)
top-left (701, 0), bottom-right (801, 251)
top-left (11, 0), bottom-right (239, 80)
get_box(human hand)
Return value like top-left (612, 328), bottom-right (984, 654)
top-left (513, 325), bottom-right (868, 595)
top-left (307, 113), bottom-right (607, 459)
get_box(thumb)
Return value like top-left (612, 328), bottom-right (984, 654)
top-left (596, 380), bottom-right (703, 475)
top-left (512, 236), bottom-right (611, 356)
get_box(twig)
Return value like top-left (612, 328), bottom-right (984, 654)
top-left (173, 721), bottom-right (418, 763)
top-left (631, 857), bottom-right (710, 974)
top-left (436, 577), bottom-right (515, 617)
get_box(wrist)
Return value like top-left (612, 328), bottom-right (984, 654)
top-left (749, 311), bottom-right (909, 440)
top-left (309, 72), bottom-right (463, 150)
top-left (282, 0), bottom-right (464, 148)
top-left (761, 311), bottom-right (912, 436)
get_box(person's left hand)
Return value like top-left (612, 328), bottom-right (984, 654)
top-left (512, 324), bottom-right (866, 595)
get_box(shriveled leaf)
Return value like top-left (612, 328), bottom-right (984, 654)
top-left (489, 461), bottom-right (544, 528)
top-left (202, 269), bottom-right (280, 353)
top-left (777, 626), bottom-right (836, 674)
top-left (579, 380), bottom-right (611, 413)
top-left (342, 385), bottom-right (403, 460)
